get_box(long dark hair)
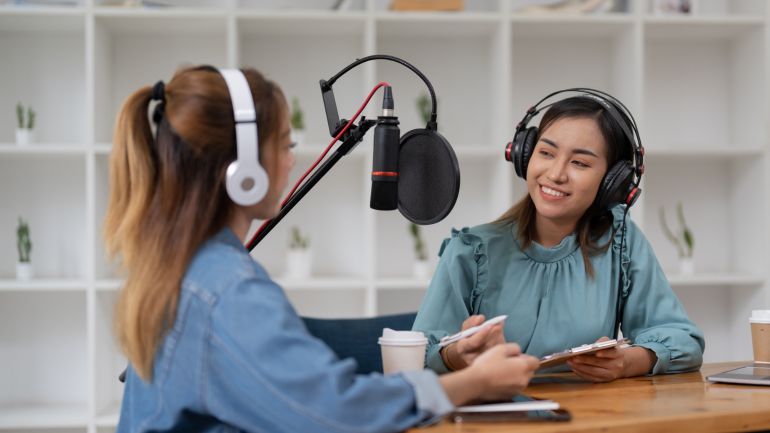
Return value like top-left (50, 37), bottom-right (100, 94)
top-left (105, 66), bottom-right (286, 381)
top-left (496, 96), bottom-right (634, 277)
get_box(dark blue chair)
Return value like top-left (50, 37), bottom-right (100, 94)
top-left (302, 312), bottom-right (418, 375)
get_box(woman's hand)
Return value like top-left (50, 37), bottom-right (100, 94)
top-left (567, 337), bottom-right (625, 382)
top-left (440, 343), bottom-right (540, 406)
top-left (441, 315), bottom-right (506, 370)
top-left (469, 343), bottom-right (540, 401)
top-left (567, 337), bottom-right (657, 383)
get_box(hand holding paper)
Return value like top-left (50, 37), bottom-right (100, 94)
top-left (562, 336), bottom-right (657, 383)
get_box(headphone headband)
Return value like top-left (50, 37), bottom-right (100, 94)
top-left (219, 68), bottom-right (269, 206)
top-left (517, 88), bottom-right (644, 186)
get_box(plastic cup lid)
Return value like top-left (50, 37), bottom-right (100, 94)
top-left (751, 310), bottom-right (770, 323)
top-left (378, 328), bottom-right (427, 346)
top-left (378, 338), bottom-right (427, 346)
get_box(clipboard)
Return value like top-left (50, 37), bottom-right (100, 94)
top-left (538, 338), bottom-right (630, 370)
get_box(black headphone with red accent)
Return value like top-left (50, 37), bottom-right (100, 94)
top-left (504, 88), bottom-right (645, 210)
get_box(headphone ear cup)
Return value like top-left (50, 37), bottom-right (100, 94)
top-left (513, 126), bottom-right (538, 179)
top-left (226, 160), bottom-right (269, 206)
top-left (596, 161), bottom-right (634, 210)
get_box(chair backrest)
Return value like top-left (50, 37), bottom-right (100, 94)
top-left (302, 312), bottom-right (418, 375)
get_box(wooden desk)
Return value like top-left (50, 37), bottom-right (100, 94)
top-left (414, 362), bottom-right (770, 433)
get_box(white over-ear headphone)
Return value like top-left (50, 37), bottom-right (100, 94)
top-left (219, 68), bottom-right (269, 206)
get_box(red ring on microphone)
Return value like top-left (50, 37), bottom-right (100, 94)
top-left (505, 142), bottom-right (513, 162)
top-left (372, 171), bottom-right (399, 177)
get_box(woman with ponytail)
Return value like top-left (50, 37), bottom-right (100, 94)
top-left (107, 65), bottom-right (539, 433)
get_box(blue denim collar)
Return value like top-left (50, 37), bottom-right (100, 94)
top-left (212, 226), bottom-right (246, 250)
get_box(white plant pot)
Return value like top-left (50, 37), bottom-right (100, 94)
top-left (412, 260), bottom-right (430, 280)
top-left (291, 129), bottom-right (305, 147)
top-left (15, 128), bottom-right (34, 146)
top-left (285, 249), bottom-right (312, 279)
top-left (679, 256), bottom-right (695, 275)
top-left (16, 262), bottom-right (33, 281)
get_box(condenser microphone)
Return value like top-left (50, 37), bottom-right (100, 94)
top-left (370, 86), bottom-right (400, 210)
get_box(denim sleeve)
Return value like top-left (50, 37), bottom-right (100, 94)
top-left (621, 221), bottom-right (705, 375)
top-left (203, 277), bottom-right (452, 433)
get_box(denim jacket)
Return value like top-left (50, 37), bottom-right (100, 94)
top-left (117, 228), bottom-right (453, 433)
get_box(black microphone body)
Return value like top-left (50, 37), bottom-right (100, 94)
top-left (370, 116), bottom-right (400, 210)
top-left (371, 86), bottom-right (400, 211)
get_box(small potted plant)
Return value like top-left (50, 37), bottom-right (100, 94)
top-left (290, 97), bottom-right (305, 147)
top-left (409, 223), bottom-right (430, 279)
top-left (16, 217), bottom-right (33, 280)
top-left (659, 202), bottom-right (695, 275)
top-left (15, 102), bottom-right (36, 146)
top-left (285, 226), bottom-right (311, 279)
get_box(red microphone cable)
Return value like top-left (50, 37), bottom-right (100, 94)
top-left (246, 81), bottom-right (392, 249)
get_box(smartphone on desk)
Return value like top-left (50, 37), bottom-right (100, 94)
top-left (449, 395), bottom-right (571, 423)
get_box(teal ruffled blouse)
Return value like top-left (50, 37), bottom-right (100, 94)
top-left (413, 206), bottom-right (705, 375)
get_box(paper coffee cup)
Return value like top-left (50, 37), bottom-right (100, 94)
top-left (378, 328), bottom-right (427, 375)
top-left (750, 310), bottom-right (770, 363)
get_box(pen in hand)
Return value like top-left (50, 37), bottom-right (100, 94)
top-left (439, 315), bottom-right (508, 348)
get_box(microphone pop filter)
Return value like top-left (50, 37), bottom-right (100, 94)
top-left (397, 128), bottom-right (460, 224)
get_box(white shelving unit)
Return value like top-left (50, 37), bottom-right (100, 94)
top-left (1, 0), bottom-right (768, 431)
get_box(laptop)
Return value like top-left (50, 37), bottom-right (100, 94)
top-left (707, 363), bottom-right (770, 386)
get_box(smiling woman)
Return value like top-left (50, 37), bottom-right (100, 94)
top-left (413, 91), bottom-right (705, 384)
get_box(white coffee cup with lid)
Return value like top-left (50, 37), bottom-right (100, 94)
top-left (378, 328), bottom-right (428, 374)
top-left (750, 310), bottom-right (770, 363)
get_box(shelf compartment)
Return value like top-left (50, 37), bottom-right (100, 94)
top-left (374, 158), bottom-right (511, 278)
top-left (376, 17), bottom-right (505, 147)
top-left (248, 152), bottom-right (368, 279)
top-left (643, 19), bottom-right (765, 150)
top-left (641, 158), bottom-right (765, 275)
top-left (93, 13), bottom-right (228, 143)
top-left (237, 14), bottom-right (366, 148)
top-left (0, 156), bottom-right (87, 279)
top-left (0, 292), bottom-right (87, 417)
top-left (511, 18), bottom-right (638, 132)
top-left (0, 12), bottom-right (86, 144)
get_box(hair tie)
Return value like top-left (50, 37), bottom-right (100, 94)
top-left (151, 81), bottom-right (166, 123)
top-left (151, 80), bottom-right (165, 102)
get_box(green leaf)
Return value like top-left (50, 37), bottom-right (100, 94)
top-left (16, 102), bottom-right (24, 129)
